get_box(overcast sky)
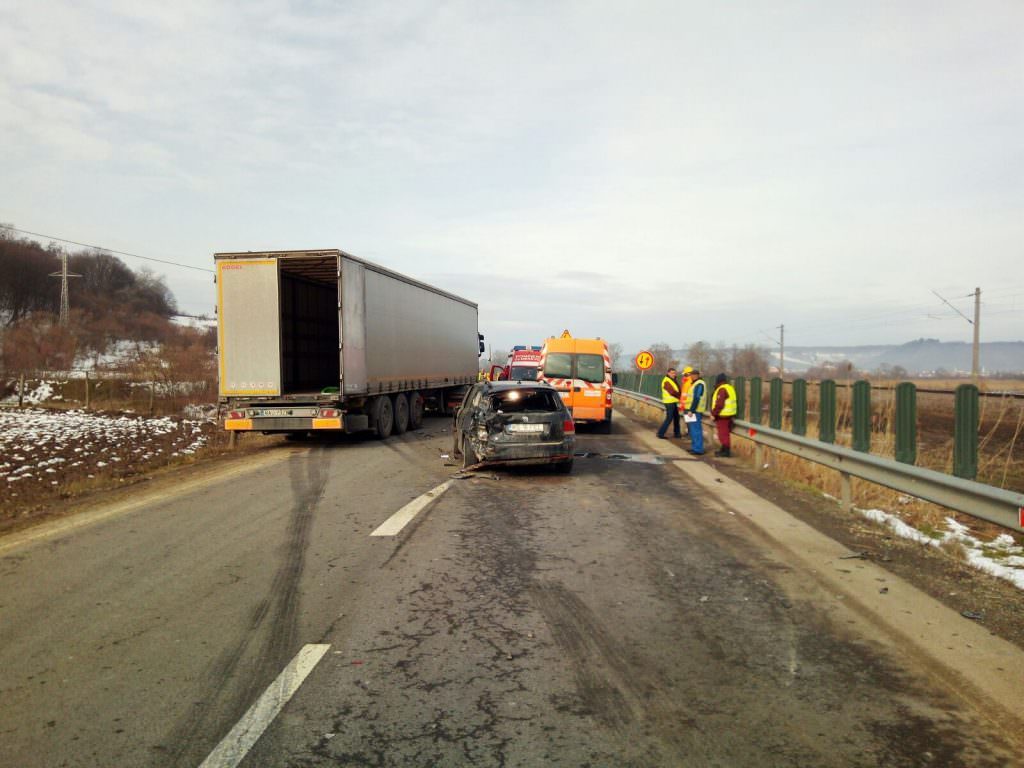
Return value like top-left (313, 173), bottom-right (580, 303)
top-left (1, 0), bottom-right (1021, 354)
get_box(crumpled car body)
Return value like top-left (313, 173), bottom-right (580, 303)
top-left (452, 381), bottom-right (575, 473)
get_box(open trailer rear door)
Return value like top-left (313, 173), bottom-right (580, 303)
top-left (217, 257), bottom-right (282, 396)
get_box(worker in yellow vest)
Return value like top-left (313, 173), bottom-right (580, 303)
top-left (685, 368), bottom-right (708, 455)
top-left (656, 367), bottom-right (681, 439)
top-left (711, 373), bottom-right (738, 457)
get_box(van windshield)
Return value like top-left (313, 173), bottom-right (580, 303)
top-left (576, 354), bottom-right (605, 384)
top-left (509, 366), bottom-right (538, 381)
top-left (544, 353), bottom-right (573, 378)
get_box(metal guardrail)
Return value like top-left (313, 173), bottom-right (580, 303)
top-left (613, 387), bottom-right (1024, 533)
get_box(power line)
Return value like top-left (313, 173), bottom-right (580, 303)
top-left (0, 224), bottom-right (214, 274)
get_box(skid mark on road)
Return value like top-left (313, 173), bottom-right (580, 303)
top-left (163, 447), bottom-right (329, 767)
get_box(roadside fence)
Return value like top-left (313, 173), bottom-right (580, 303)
top-left (1, 370), bottom-right (215, 416)
top-left (613, 377), bottom-right (1024, 533)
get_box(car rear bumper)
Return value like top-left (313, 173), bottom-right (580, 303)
top-left (478, 439), bottom-right (575, 464)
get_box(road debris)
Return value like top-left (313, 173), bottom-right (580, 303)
top-left (961, 610), bottom-right (985, 621)
top-left (699, 595), bottom-right (710, 603)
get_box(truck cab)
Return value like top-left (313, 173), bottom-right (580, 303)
top-left (538, 331), bottom-right (613, 433)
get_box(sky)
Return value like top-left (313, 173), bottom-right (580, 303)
top-left (1, 0), bottom-right (1022, 355)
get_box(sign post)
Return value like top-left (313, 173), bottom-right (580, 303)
top-left (635, 350), bottom-right (654, 394)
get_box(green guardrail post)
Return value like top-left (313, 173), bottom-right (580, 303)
top-left (954, 384), bottom-right (979, 480)
top-left (791, 379), bottom-right (807, 436)
top-left (734, 376), bottom-right (746, 421)
top-left (769, 378), bottom-right (783, 429)
top-left (749, 377), bottom-right (762, 424)
top-left (894, 382), bottom-right (917, 465)
top-left (819, 380), bottom-right (836, 444)
top-left (851, 380), bottom-right (871, 453)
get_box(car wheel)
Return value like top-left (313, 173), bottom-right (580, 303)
top-left (554, 459), bottom-right (573, 474)
top-left (462, 442), bottom-right (478, 469)
top-left (372, 396), bottom-right (393, 439)
top-left (408, 391), bottom-right (424, 430)
top-left (598, 413), bottom-right (612, 434)
top-left (393, 393), bottom-right (409, 435)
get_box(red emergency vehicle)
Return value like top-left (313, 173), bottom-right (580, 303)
top-left (500, 346), bottom-right (543, 381)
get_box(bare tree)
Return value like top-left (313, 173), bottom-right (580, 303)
top-left (642, 342), bottom-right (678, 373)
top-left (730, 345), bottom-right (771, 377)
top-left (607, 342), bottom-right (625, 371)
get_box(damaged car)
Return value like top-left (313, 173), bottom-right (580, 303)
top-left (452, 381), bottom-right (575, 473)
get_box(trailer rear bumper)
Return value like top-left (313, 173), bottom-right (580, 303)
top-left (224, 416), bottom-right (345, 432)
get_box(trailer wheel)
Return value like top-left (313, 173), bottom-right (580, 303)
top-left (408, 391), bottom-right (424, 430)
top-left (371, 396), bottom-right (393, 439)
top-left (393, 393), bottom-right (409, 434)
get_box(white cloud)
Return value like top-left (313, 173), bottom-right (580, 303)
top-left (0, 0), bottom-right (1021, 351)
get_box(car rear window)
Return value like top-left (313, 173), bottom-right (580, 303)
top-left (490, 389), bottom-right (561, 413)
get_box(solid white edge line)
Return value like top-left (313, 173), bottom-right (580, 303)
top-left (370, 480), bottom-right (454, 537)
top-left (198, 643), bottom-right (331, 768)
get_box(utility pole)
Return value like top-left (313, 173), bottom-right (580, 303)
top-left (972, 287), bottom-right (980, 380)
top-left (49, 251), bottom-right (81, 326)
top-left (931, 288), bottom-right (981, 380)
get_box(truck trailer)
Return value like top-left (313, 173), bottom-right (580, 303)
top-left (216, 249), bottom-right (482, 437)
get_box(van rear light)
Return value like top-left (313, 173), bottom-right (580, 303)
top-left (563, 419), bottom-right (575, 433)
top-left (228, 410), bottom-right (245, 419)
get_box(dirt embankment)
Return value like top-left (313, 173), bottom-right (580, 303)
top-left (0, 407), bottom-right (281, 536)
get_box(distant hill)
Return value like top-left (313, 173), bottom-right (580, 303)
top-left (782, 339), bottom-right (1024, 375)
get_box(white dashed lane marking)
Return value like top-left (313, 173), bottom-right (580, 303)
top-left (198, 643), bottom-right (331, 768)
top-left (370, 480), bottom-right (454, 537)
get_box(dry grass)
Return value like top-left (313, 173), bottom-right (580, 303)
top-left (732, 377), bottom-right (1024, 546)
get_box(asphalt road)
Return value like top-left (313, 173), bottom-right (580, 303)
top-left (0, 413), bottom-right (1020, 767)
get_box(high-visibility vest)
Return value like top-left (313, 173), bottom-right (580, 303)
top-left (690, 379), bottom-right (708, 413)
top-left (713, 383), bottom-right (737, 417)
top-left (661, 376), bottom-right (680, 404)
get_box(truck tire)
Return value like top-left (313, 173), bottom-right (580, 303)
top-left (372, 396), bottom-right (394, 439)
top-left (554, 459), bottom-right (574, 474)
top-left (408, 391), bottom-right (424, 430)
top-left (393, 393), bottom-right (409, 434)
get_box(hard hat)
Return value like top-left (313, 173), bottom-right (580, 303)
top-left (682, 366), bottom-right (693, 374)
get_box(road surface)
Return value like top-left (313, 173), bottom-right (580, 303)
top-left (1, 412), bottom-right (1021, 767)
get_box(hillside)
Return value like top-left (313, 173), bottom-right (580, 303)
top-left (783, 339), bottom-right (1024, 375)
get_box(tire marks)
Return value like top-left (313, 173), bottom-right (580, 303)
top-left (163, 447), bottom-right (328, 767)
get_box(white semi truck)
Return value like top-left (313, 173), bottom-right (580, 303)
top-left (215, 249), bottom-right (483, 437)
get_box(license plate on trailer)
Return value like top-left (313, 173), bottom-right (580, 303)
top-left (259, 408), bottom-right (312, 417)
top-left (507, 423), bottom-right (545, 433)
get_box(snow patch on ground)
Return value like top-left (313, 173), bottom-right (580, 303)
top-left (0, 409), bottom-right (214, 508)
top-left (1, 381), bottom-right (54, 405)
top-left (856, 506), bottom-right (1024, 591)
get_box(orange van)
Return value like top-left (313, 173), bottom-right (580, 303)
top-left (538, 331), bottom-right (613, 433)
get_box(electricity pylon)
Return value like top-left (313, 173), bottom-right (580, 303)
top-left (49, 252), bottom-right (81, 325)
